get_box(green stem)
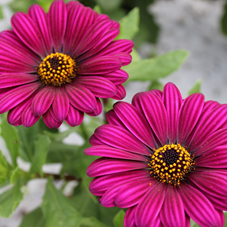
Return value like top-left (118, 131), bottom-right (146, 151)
top-left (79, 121), bottom-right (89, 140)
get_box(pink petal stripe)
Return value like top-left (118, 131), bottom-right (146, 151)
top-left (0, 74), bottom-right (38, 89)
top-left (0, 30), bottom-right (41, 63)
top-left (160, 186), bottom-right (186, 227)
top-left (94, 124), bottom-right (151, 155)
top-left (177, 93), bottom-right (205, 144)
top-left (67, 6), bottom-right (98, 56)
top-left (22, 103), bottom-right (40, 127)
top-left (189, 171), bottom-right (227, 198)
top-left (31, 86), bottom-right (54, 116)
top-left (113, 102), bottom-right (156, 148)
top-left (193, 128), bottom-right (227, 155)
top-left (0, 82), bottom-right (40, 114)
top-left (86, 97), bottom-right (102, 116)
top-left (104, 69), bottom-right (129, 85)
top-left (114, 177), bottom-right (157, 208)
top-left (99, 175), bottom-right (150, 207)
top-left (48, 0), bottom-right (67, 52)
top-left (203, 100), bottom-right (220, 112)
top-left (11, 12), bottom-right (45, 57)
top-left (135, 183), bottom-right (166, 227)
top-left (186, 104), bottom-right (227, 151)
top-left (132, 92), bottom-right (168, 146)
top-left (124, 207), bottom-right (137, 227)
top-left (65, 105), bottom-right (84, 127)
top-left (178, 183), bottom-right (224, 227)
top-left (43, 110), bottom-right (62, 129)
top-left (87, 157), bottom-right (147, 177)
top-left (74, 76), bottom-right (117, 98)
top-left (203, 192), bottom-right (227, 210)
top-left (113, 53), bottom-right (132, 66)
top-left (78, 56), bottom-right (122, 75)
top-left (162, 83), bottom-right (182, 143)
top-left (106, 109), bottom-right (126, 128)
top-left (28, 4), bottom-right (52, 55)
top-left (89, 134), bottom-right (104, 146)
top-left (51, 88), bottom-right (69, 122)
top-left (65, 84), bottom-right (97, 113)
top-left (112, 84), bottom-right (126, 100)
top-left (196, 146), bottom-right (227, 168)
top-left (84, 145), bottom-right (147, 161)
top-left (89, 170), bottom-right (149, 196)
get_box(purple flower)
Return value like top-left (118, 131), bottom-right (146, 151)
top-left (85, 82), bottom-right (227, 227)
top-left (0, 0), bottom-right (133, 128)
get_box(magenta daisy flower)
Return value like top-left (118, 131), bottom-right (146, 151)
top-left (0, 0), bottom-right (133, 128)
top-left (85, 82), bottom-right (227, 227)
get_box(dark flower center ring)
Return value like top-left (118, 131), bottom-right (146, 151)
top-left (148, 143), bottom-right (195, 186)
top-left (38, 53), bottom-right (77, 87)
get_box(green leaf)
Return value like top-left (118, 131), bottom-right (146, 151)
top-left (41, 179), bottom-right (83, 227)
top-left (124, 50), bottom-right (189, 82)
top-left (0, 6), bottom-right (3, 19)
top-left (188, 79), bottom-right (201, 96)
top-left (93, 5), bottom-right (102, 14)
top-left (30, 134), bottom-right (51, 175)
top-left (117, 7), bottom-right (139, 40)
top-left (221, 1), bottom-right (227, 36)
top-left (80, 217), bottom-right (107, 227)
top-left (0, 151), bottom-right (12, 185)
top-left (190, 219), bottom-right (201, 227)
top-left (20, 208), bottom-right (45, 227)
top-left (148, 80), bottom-right (164, 91)
top-left (224, 212), bottom-right (227, 227)
top-left (0, 181), bottom-right (23, 218)
top-left (113, 210), bottom-right (125, 227)
top-left (1, 115), bottom-right (20, 167)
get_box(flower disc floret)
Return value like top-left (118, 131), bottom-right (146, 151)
top-left (149, 143), bottom-right (195, 186)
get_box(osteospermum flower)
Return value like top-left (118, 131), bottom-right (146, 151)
top-left (0, 0), bottom-right (133, 128)
top-left (85, 82), bottom-right (227, 227)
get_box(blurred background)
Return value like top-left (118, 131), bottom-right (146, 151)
top-left (0, 0), bottom-right (227, 226)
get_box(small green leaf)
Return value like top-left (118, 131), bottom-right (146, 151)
top-left (80, 217), bottom-right (107, 227)
top-left (148, 80), bottom-right (164, 91)
top-left (188, 79), bottom-right (201, 95)
top-left (20, 208), bottom-right (45, 227)
top-left (0, 151), bottom-right (12, 185)
top-left (93, 5), bottom-right (101, 14)
top-left (124, 50), bottom-right (189, 82)
top-left (117, 7), bottom-right (139, 40)
top-left (0, 181), bottom-right (23, 218)
top-left (41, 179), bottom-right (83, 227)
top-left (0, 6), bottom-right (3, 19)
top-left (30, 134), bottom-right (51, 175)
top-left (113, 210), bottom-right (125, 227)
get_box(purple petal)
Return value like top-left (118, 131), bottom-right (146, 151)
top-left (74, 76), bottom-right (117, 98)
top-left (177, 93), bottom-right (205, 144)
top-left (162, 82), bottom-right (182, 143)
top-left (65, 84), bottom-right (97, 113)
top-left (104, 69), bottom-right (129, 84)
top-left (112, 84), bottom-right (126, 100)
top-left (84, 145), bottom-right (147, 161)
top-left (51, 88), bottom-right (69, 122)
top-left (203, 192), bottom-right (227, 210)
top-left (22, 104), bottom-right (40, 127)
top-left (89, 134), bottom-right (104, 146)
top-left (178, 183), bottom-right (224, 227)
top-left (160, 186), bottom-right (186, 227)
top-left (86, 98), bottom-right (102, 116)
top-left (106, 109), bottom-right (126, 128)
top-left (87, 157), bottom-right (147, 177)
top-left (0, 82), bottom-right (40, 114)
top-left (0, 73), bottom-right (38, 89)
top-left (11, 12), bottom-right (45, 57)
top-left (31, 86), bottom-right (54, 116)
top-left (135, 183), bottom-right (166, 227)
top-left (43, 110), bottom-right (62, 129)
top-left (113, 53), bottom-right (132, 66)
top-left (78, 56), bottom-right (122, 75)
top-left (94, 124), bottom-right (151, 155)
top-left (65, 105), bottom-right (84, 127)
top-left (113, 102), bottom-right (156, 148)
top-left (124, 207), bottom-right (137, 227)
top-left (28, 4), bottom-right (52, 55)
top-left (48, 0), bottom-right (67, 52)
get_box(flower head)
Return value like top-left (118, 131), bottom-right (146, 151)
top-left (0, 0), bottom-right (133, 128)
top-left (85, 82), bottom-right (227, 227)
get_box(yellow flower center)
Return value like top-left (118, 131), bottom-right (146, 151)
top-left (148, 143), bottom-right (195, 186)
top-left (38, 53), bottom-right (77, 86)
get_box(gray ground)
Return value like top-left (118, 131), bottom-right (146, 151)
top-left (0, 0), bottom-right (226, 226)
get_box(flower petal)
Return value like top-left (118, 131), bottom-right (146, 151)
top-left (178, 183), bottom-right (224, 227)
top-left (86, 98), bottom-right (102, 116)
top-left (124, 207), bottom-right (137, 227)
top-left (31, 86), bottom-right (54, 116)
top-left (94, 124), bottom-right (151, 155)
top-left (87, 157), bottom-right (147, 177)
top-left (22, 104), bottom-right (40, 127)
top-left (65, 105), bottom-right (84, 127)
top-left (106, 109), bottom-right (126, 128)
top-left (11, 12), bottom-right (45, 57)
top-left (89, 134), bottom-right (104, 146)
top-left (112, 84), bottom-right (126, 100)
top-left (104, 69), bottom-right (129, 85)
top-left (177, 93), bottom-right (205, 144)
top-left (48, 0), bottom-right (67, 52)
top-left (113, 102), bottom-right (156, 148)
top-left (162, 82), bottom-right (182, 143)
top-left (160, 186), bottom-right (185, 227)
top-left (43, 110), bottom-right (62, 129)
